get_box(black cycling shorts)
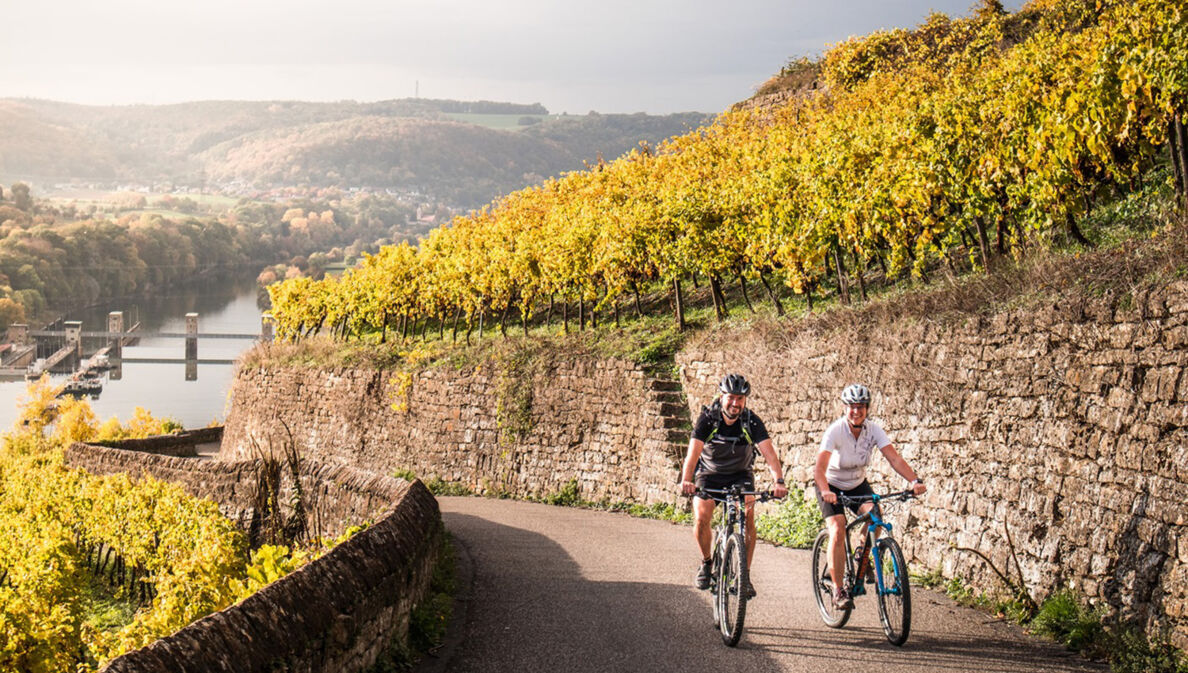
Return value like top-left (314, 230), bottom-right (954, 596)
top-left (816, 479), bottom-right (875, 519)
top-left (695, 470), bottom-right (755, 494)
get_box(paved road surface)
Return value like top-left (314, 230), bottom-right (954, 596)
top-left (422, 497), bottom-right (1104, 673)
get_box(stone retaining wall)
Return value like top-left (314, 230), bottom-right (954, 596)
top-left (678, 281), bottom-right (1188, 644)
top-left (221, 356), bottom-right (686, 505)
top-left (64, 443), bottom-right (443, 672)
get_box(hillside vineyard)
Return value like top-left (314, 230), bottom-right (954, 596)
top-left (267, 0), bottom-right (1188, 340)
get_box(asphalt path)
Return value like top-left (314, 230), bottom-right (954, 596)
top-left (420, 497), bottom-right (1105, 673)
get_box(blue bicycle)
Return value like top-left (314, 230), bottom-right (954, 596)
top-left (810, 489), bottom-right (915, 646)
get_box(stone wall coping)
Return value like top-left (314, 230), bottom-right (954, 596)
top-left (86, 426), bottom-right (225, 458)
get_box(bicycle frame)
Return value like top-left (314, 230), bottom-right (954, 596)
top-left (836, 491), bottom-right (910, 599)
top-left (698, 485), bottom-right (770, 558)
top-left (700, 486), bottom-right (751, 543)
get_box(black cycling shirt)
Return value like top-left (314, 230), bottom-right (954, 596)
top-left (692, 402), bottom-right (770, 474)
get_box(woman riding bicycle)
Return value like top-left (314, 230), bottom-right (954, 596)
top-left (815, 384), bottom-right (926, 609)
top-left (680, 374), bottom-right (788, 597)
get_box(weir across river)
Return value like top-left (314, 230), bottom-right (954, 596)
top-left (2, 310), bottom-right (273, 381)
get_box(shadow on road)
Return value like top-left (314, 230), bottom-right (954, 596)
top-left (749, 627), bottom-right (1101, 672)
top-left (433, 512), bottom-right (786, 673)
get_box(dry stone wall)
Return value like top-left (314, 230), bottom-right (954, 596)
top-left (64, 443), bottom-right (443, 673)
top-left (678, 281), bottom-right (1188, 645)
top-left (221, 356), bottom-right (688, 505)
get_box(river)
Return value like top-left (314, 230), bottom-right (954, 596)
top-left (0, 275), bottom-right (266, 432)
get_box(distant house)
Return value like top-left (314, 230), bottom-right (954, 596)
top-left (414, 206), bottom-right (437, 224)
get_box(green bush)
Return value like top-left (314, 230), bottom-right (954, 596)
top-left (755, 485), bottom-right (824, 548)
top-left (911, 565), bottom-right (945, 589)
top-left (1030, 590), bottom-right (1107, 656)
top-left (943, 582), bottom-right (1188, 673)
top-left (1110, 627), bottom-right (1188, 673)
top-left (410, 535), bottom-right (455, 652)
top-left (391, 468), bottom-right (417, 482)
top-left (424, 477), bottom-right (473, 497)
top-left (544, 479), bottom-right (582, 507)
top-left (369, 536), bottom-right (457, 673)
top-left (615, 501), bottom-right (694, 524)
top-left (409, 593), bottom-right (453, 653)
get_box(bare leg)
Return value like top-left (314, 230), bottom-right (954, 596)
top-left (827, 514), bottom-right (847, 589)
top-left (693, 497), bottom-right (716, 559)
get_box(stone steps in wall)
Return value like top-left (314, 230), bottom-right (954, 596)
top-left (662, 416), bottom-right (692, 429)
top-left (648, 373), bottom-right (692, 466)
top-left (652, 391), bottom-right (684, 404)
top-left (659, 402), bottom-right (687, 417)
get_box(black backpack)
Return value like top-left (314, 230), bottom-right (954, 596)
top-left (702, 400), bottom-right (757, 447)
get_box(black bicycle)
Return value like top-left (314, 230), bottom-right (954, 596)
top-left (695, 485), bottom-right (777, 646)
top-left (810, 489), bottom-right (916, 646)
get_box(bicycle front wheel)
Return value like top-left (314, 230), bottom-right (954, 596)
top-left (810, 529), bottom-right (851, 628)
top-left (875, 537), bottom-right (911, 645)
top-left (710, 532), bottom-right (722, 629)
top-left (717, 532), bottom-right (748, 646)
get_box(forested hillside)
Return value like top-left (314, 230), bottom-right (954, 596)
top-left (0, 98), bottom-right (709, 207)
top-left (0, 184), bottom-right (422, 328)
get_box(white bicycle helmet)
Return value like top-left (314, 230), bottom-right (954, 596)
top-left (840, 383), bottom-right (871, 405)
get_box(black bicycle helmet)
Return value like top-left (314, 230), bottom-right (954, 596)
top-left (840, 383), bottom-right (871, 405)
top-left (718, 373), bottom-right (751, 396)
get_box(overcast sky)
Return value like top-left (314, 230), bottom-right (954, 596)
top-left (0, 0), bottom-right (1023, 115)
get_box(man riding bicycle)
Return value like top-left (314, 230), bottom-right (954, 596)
top-left (815, 383), bottom-right (926, 609)
top-left (681, 374), bottom-right (788, 597)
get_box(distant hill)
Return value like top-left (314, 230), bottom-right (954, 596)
top-left (0, 98), bottom-right (710, 207)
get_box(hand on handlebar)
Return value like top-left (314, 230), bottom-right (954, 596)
top-left (772, 483), bottom-right (788, 499)
top-left (681, 480), bottom-right (697, 496)
top-left (822, 490), bottom-right (837, 505)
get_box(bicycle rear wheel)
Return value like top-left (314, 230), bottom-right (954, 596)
top-left (717, 532), bottom-right (748, 646)
top-left (810, 529), bottom-right (851, 628)
top-left (875, 537), bottom-right (911, 645)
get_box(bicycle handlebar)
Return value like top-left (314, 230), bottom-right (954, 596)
top-left (693, 487), bottom-right (781, 503)
top-left (835, 489), bottom-right (916, 505)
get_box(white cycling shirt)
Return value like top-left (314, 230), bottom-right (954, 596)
top-left (820, 416), bottom-right (892, 490)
